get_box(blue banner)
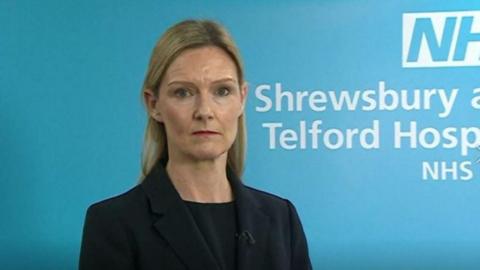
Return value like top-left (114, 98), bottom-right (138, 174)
top-left (1, 1), bottom-right (479, 269)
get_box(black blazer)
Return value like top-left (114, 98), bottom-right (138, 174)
top-left (79, 161), bottom-right (312, 270)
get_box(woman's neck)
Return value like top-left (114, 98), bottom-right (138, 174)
top-left (165, 157), bottom-right (233, 203)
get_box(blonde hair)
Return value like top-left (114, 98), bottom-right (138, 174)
top-left (139, 19), bottom-right (246, 181)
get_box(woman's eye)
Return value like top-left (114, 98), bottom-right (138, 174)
top-left (173, 88), bottom-right (191, 98)
top-left (216, 87), bottom-right (231, 96)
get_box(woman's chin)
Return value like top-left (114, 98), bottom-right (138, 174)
top-left (188, 149), bottom-right (228, 162)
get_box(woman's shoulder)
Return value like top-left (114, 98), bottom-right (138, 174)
top-left (243, 185), bottom-right (287, 203)
top-left (85, 185), bottom-right (146, 220)
top-left (242, 184), bottom-right (297, 214)
top-left (241, 184), bottom-right (305, 232)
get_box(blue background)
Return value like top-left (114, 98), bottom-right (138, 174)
top-left (1, 0), bottom-right (479, 269)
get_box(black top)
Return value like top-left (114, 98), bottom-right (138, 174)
top-left (184, 200), bottom-right (237, 270)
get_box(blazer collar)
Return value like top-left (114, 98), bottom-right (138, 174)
top-left (141, 160), bottom-right (271, 270)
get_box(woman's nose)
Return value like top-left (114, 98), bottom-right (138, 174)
top-left (193, 94), bottom-right (214, 121)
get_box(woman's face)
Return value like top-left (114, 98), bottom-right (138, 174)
top-left (150, 46), bottom-right (247, 163)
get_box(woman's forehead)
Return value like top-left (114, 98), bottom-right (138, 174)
top-left (164, 46), bottom-right (238, 83)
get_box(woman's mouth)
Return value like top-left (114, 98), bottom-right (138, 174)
top-left (192, 130), bottom-right (221, 136)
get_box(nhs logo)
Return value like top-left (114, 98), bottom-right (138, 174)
top-left (403, 11), bottom-right (480, 68)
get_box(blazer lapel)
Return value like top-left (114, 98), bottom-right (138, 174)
top-left (141, 162), bottom-right (220, 270)
top-left (227, 168), bottom-right (272, 270)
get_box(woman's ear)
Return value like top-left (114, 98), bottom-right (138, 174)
top-left (240, 82), bottom-right (249, 112)
top-left (144, 89), bottom-right (163, 122)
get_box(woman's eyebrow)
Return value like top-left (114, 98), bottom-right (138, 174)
top-left (167, 77), bottom-right (237, 86)
top-left (167, 80), bottom-right (196, 87)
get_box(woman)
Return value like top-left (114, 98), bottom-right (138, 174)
top-left (79, 19), bottom-right (312, 270)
